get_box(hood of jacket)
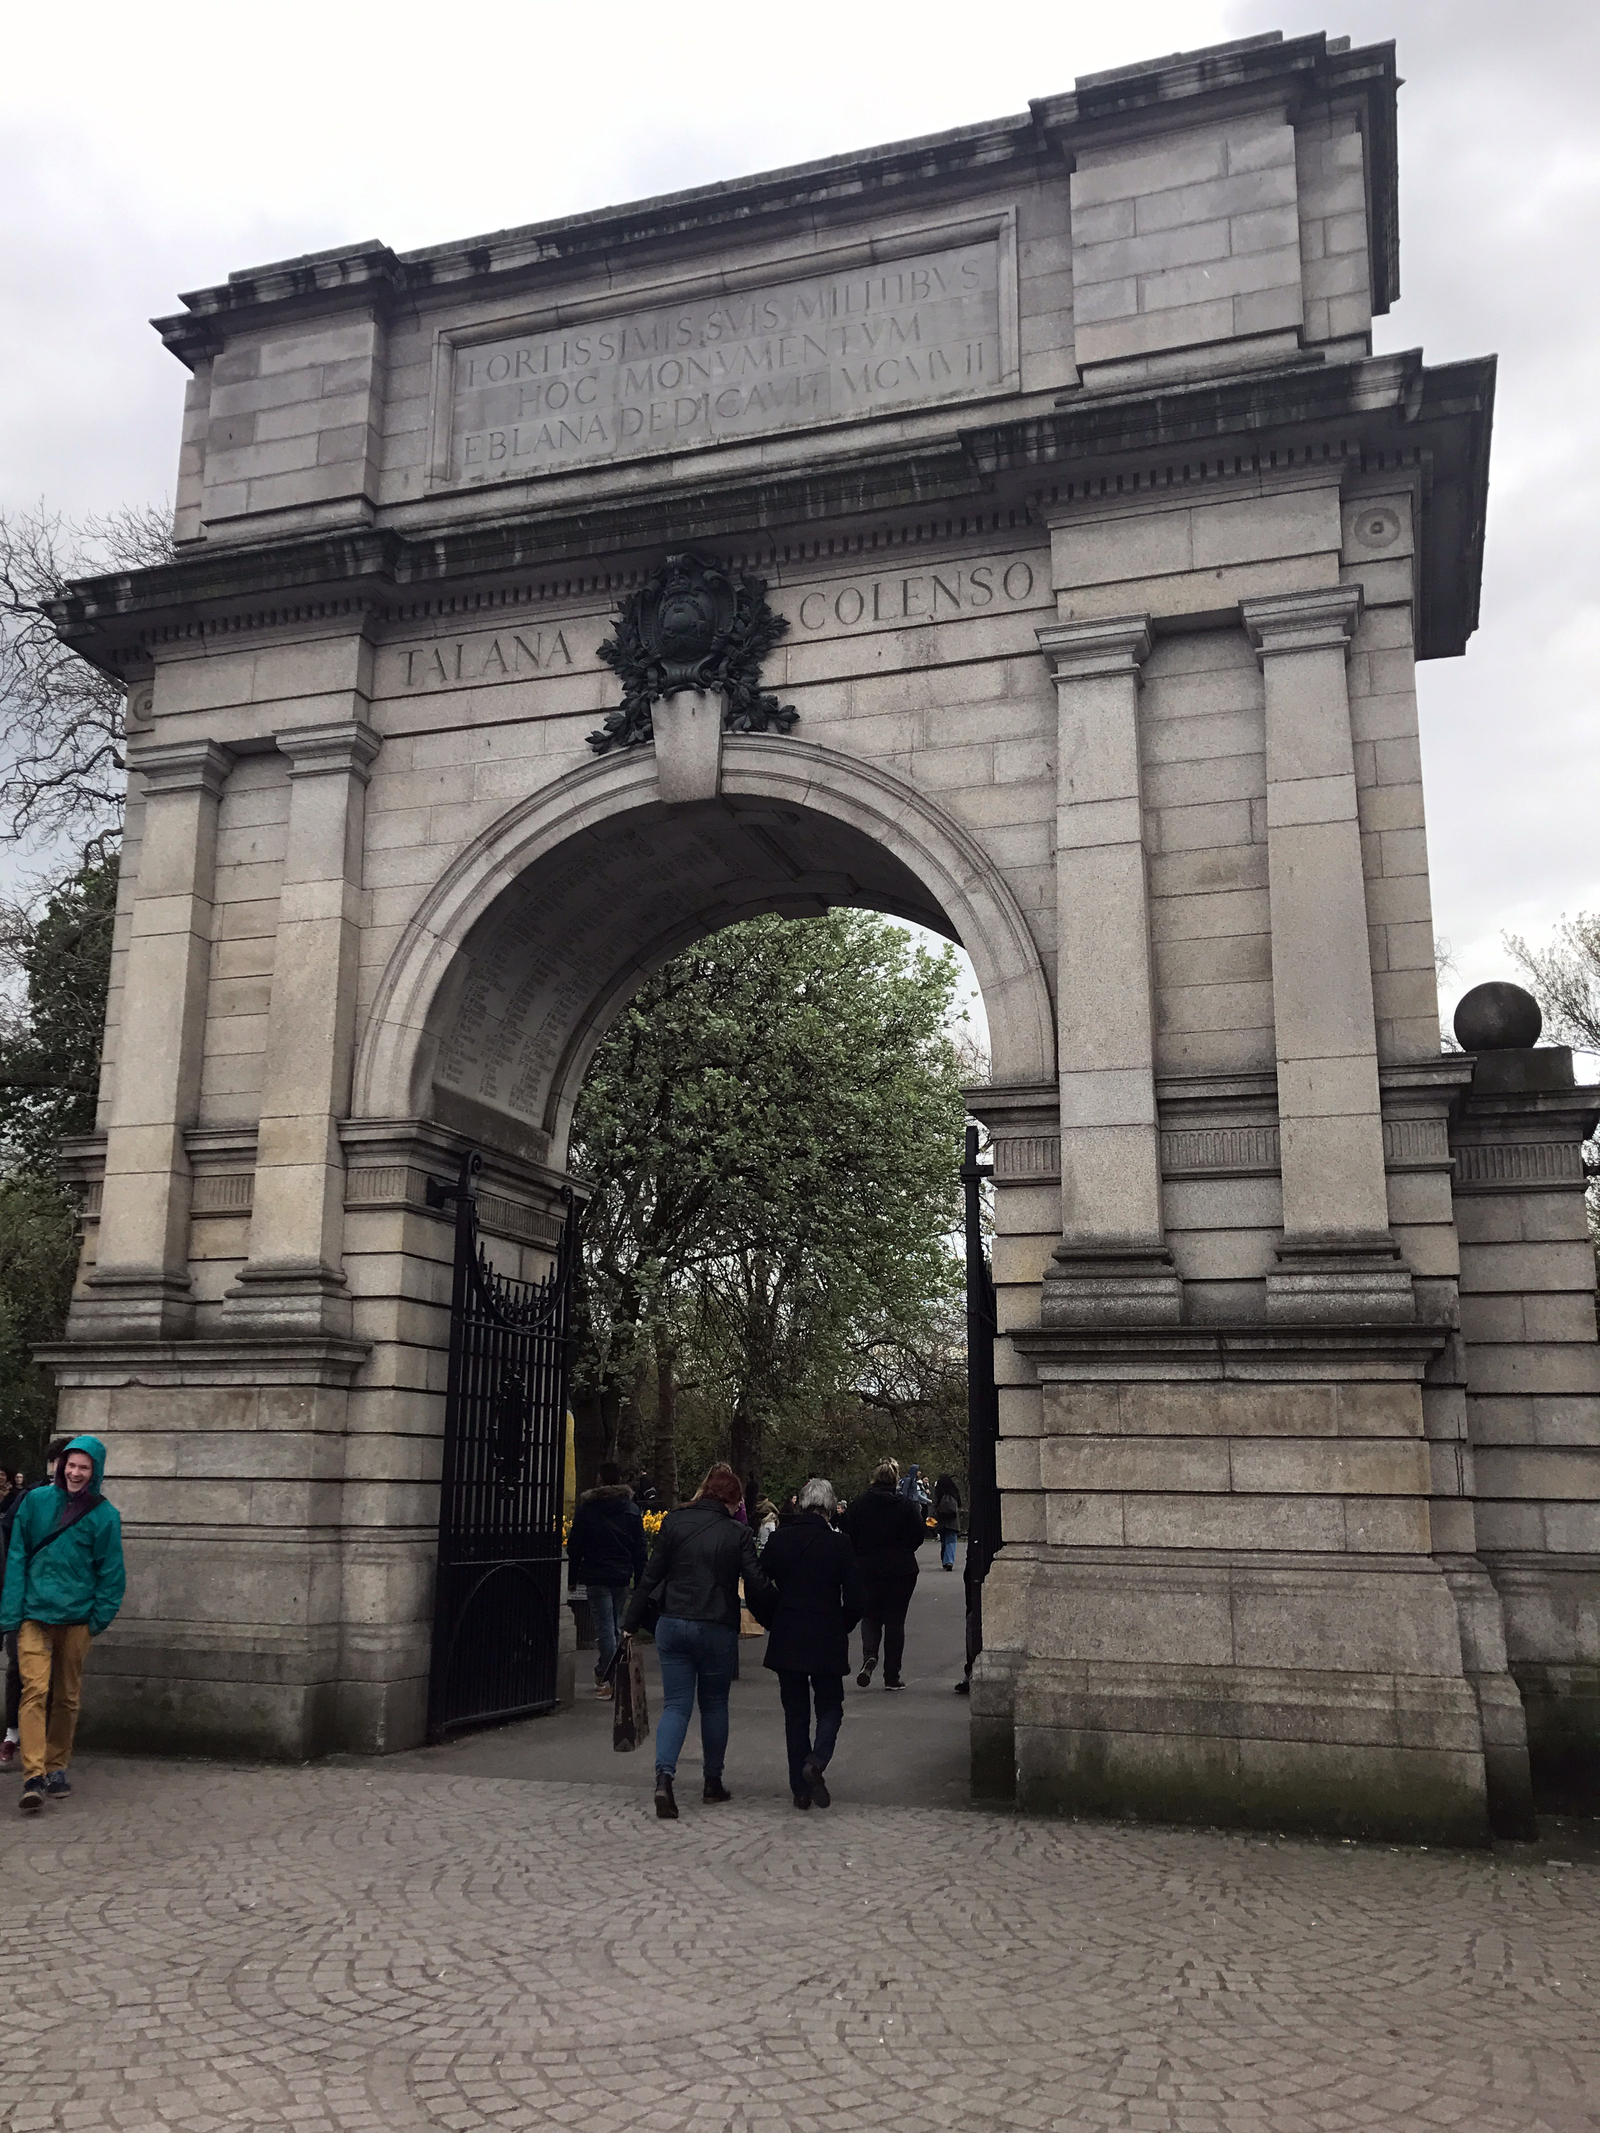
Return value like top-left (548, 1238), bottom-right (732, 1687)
top-left (578, 1484), bottom-right (635, 1507)
top-left (57, 1434), bottom-right (108, 1496)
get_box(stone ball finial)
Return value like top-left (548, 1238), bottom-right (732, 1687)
top-left (1453, 980), bottom-right (1542, 1052)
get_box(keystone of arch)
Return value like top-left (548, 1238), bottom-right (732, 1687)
top-left (351, 735), bottom-right (1057, 1126)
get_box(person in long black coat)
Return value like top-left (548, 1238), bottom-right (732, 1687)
top-left (839, 1461), bottom-right (928, 1688)
top-left (757, 1477), bottom-right (864, 1809)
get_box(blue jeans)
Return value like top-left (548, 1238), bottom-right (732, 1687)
top-left (940, 1533), bottom-right (958, 1569)
top-left (586, 1584), bottom-right (630, 1678)
top-left (653, 1615), bottom-right (739, 1782)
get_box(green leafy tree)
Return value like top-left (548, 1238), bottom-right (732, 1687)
top-left (0, 855), bottom-right (118, 1170)
top-left (0, 856), bottom-right (117, 1476)
top-left (570, 911), bottom-right (970, 1504)
top-left (0, 1173), bottom-right (79, 1481)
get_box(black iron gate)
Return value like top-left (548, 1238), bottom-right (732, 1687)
top-left (425, 1151), bottom-right (576, 1741)
top-left (962, 1124), bottom-right (1000, 1678)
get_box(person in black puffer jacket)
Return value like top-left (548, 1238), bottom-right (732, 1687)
top-left (759, 1477), bottom-right (864, 1810)
top-left (567, 1462), bottom-right (646, 1695)
top-left (623, 1464), bottom-right (774, 1820)
top-left (839, 1461), bottom-right (928, 1689)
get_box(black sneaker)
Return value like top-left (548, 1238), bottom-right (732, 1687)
top-left (801, 1757), bottom-right (830, 1809)
top-left (856, 1658), bottom-right (876, 1688)
top-left (44, 1772), bottom-right (71, 1800)
top-left (19, 1777), bottom-right (44, 1814)
top-left (654, 1773), bottom-right (678, 1820)
top-left (702, 1777), bottom-right (731, 1803)
top-left (792, 1789), bottom-right (812, 1810)
top-left (884, 1678), bottom-right (906, 1690)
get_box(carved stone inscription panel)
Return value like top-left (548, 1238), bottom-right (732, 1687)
top-left (442, 236), bottom-right (1007, 485)
top-left (372, 548), bottom-right (1050, 700)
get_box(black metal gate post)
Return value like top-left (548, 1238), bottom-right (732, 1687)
top-left (425, 1150), bottom-right (578, 1741)
top-left (961, 1124), bottom-right (999, 1686)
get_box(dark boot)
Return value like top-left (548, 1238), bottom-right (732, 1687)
top-left (702, 1777), bottom-right (731, 1803)
top-left (800, 1756), bottom-right (830, 1809)
top-left (654, 1771), bottom-right (678, 1820)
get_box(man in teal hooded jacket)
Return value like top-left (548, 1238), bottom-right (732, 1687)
top-left (0, 1434), bottom-right (125, 1812)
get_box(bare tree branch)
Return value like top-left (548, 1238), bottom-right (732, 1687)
top-left (1506, 914), bottom-right (1600, 1056)
top-left (0, 501), bottom-right (172, 852)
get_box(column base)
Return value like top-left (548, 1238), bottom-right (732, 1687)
top-left (988, 1545), bottom-right (1492, 1843)
top-left (223, 1260), bottom-right (354, 1339)
top-left (69, 1269), bottom-right (195, 1341)
top-left (1041, 1242), bottom-right (1182, 1327)
top-left (1013, 1653), bottom-right (1489, 1842)
top-left (1487, 1552), bottom-right (1600, 1813)
top-left (1266, 1234), bottom-right (1416, 1325)
top-left (1439, 1556), bottom-right (1537, 1838)
top-left (76, 1634), bottom-right (430, 1761)
top-left (970, 1647), bottom-right (1020, 1799)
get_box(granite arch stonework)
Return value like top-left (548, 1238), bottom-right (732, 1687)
top-left (41, 29), bottom-right (1600, 1833)
top-left (353, 733), bottom-right (1058, 1163)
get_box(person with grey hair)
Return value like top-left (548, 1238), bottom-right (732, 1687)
top-left (755, 1476), bottom-right (864, 1808)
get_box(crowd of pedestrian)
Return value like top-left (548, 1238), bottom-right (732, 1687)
top-left (4, 1427), bottom-right (950, 1822)
top-left (589, 1452), bottom-right (962, 1817)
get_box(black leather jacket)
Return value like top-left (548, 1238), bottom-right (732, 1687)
top-left (839, 1483), bottom-right (927, 1584)
top-left (624, 1499), bottom-right (773, 1634)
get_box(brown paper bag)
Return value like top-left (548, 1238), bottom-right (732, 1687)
top-left (611, 1634), bottom-right (650, 1752)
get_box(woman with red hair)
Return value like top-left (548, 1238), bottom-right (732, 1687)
top-left (623, 1464), bottom-right (774, 1820)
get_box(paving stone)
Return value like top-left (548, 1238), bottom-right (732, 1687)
top-left (2, 1754), bottom-right (1598, 2131)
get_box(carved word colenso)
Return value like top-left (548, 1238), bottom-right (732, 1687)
top-left (587, 552), bottom-right (798, 756)
top-left (776, 553), bottom-right (1044, 636)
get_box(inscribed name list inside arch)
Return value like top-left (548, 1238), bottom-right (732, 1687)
top-left (449, 240), bottom-right (1002, 481)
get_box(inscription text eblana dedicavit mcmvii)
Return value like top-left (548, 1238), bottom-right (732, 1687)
top-left (447, 238), bottom-right (1003, 484)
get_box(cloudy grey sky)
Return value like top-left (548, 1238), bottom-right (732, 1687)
top-left (3, 0), bottom-right (1595, 1027)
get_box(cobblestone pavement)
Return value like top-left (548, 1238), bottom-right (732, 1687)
top-left (4, 1749), bottom-right (1599, 2133)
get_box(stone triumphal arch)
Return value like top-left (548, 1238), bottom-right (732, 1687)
top-left (47, 30), bottom-right (1599, 1839)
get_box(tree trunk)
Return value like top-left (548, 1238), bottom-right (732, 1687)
top-left (570, 1385), bottom-right (607, 1497)
top-left (597, 1378), bottom-right (622, 1467)
top-left (730, 1403), bottom-right (762, 1512)
top-left (615, 1347), bottom-right (651, 1478)
top-left (653, 1337), bottom-right (679, 1507)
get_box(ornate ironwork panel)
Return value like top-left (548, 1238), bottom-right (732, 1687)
top-left (426, 1152), bottom-right (576, 1741)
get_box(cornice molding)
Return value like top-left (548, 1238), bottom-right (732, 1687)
top-left (1241, 584), bottom-right (1364, 662)
top-left (1037, 614), bottom-right (1154, 682)
top-left (48, 354), bottom-right (1494, 675)
top-left (149, 35), bottom-right (1395, 373)
top-left (276, 719), bottom-right (382, 782)
top-left (127, 737), bottom-right (234, 799)
top-left (1014, 1321), bottom-right (1448, 1383)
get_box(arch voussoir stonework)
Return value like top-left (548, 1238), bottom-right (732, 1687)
top-left (351, 735), bottom-right (1057, 1148)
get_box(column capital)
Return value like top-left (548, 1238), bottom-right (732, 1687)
top-left (1036, 613), bottom-right (1154, 682)
top-left (127, 737), bottom-right (234, 800)
top-left (1240, 584), bottom-right (1363, 663)
top-left (276, 719), bottom-right (382, 782)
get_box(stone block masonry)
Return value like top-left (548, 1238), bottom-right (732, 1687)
top-left (44, 29), bottom-right (1596, 1841)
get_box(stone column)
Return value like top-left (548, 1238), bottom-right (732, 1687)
top-left (1241, 587), bottom-right (1414, 1323)
top-left (224, 719), bottom-right (380, 1337)
top-left (1035, 616), bottom-right (1179, 1324)
top-left (74, 739), bottom-right (232, 1340)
